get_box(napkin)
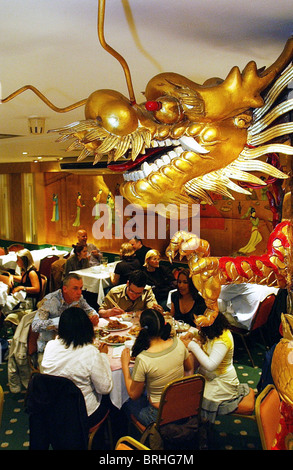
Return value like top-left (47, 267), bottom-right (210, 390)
top-left (112, 345), bottom-right (125, 358)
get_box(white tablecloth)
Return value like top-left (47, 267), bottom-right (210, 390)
top-left (0, 248), bottom-right (68, 271)
top-left (0, 281), bottom-right (9, 306)
top-left (96, 317), bottom-right (133, 409)
top-left (71, 262), bottom-right (117, 306)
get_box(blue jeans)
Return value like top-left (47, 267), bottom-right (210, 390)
top-left (122, 394), bottom-right (158, 427)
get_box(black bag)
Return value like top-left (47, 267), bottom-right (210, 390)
top-left (140, 415), bottom-right (208, 450)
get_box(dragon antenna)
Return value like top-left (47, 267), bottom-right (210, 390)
top-left (98, 0), bottom-right (136, 105)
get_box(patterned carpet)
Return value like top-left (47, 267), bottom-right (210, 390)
top-left (0, 332), bottom-right (267, 451)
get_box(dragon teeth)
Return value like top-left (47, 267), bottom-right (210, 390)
top-left (178, 136), bottom-right (209, 154)
top-left (123, 137), bottom-right (206, 182)
top-left (141, 161), bottom-right (152, 176)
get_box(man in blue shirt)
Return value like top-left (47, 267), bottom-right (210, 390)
top-left (32, 273), bottom-right (99, 357)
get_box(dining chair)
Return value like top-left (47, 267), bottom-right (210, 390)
top-left (39, 274), bottom-right (47, 301)
top-left (7, 244), bottom-right (24, 252)
top-left (130, 374), bottom-right (205, 449)
top-left (0, 385), bottom-right (4, 428)
top-left (230, 294), bottom-right (276, 367)
top-left (230, 387), bottom-right (256, 419)
top-left (39, 255), bottom-right (59, 293)
top-left (255, 384), bottom-right (281, 450)
top-left (27, 325), bottom-right (40, 374)
top-left (50, 258), bottom-right (67, 291)
top-left (26, 373), bottom-right (113, 450)
top-left (0, 247), bottom-right (7, 255)
top-left (115, 436), bottom-right (150, 450)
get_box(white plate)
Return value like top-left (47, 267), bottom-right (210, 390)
top-left (102, 334), bottom-right (132, 346)
top-left (104, 320), bottom-right (132, 332)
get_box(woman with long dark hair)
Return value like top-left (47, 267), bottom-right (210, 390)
top-left (42, 307), bottom-right (113, 427)
top-left (170, 268), bottom-right (206, 327)
top-left (121, 308), bottom-right (192, 426)
top-left (64, 243), bottom-right (89, 276)
top-left (181, 312), bottom-right (250, 423)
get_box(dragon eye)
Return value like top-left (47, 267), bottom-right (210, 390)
top-left (145, 96), bottom-right (184, 124)
top-left (145, 100), bottom-right (162, 111)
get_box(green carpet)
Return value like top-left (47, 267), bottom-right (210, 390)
top-left (0, 332), bottom-right (266, 451)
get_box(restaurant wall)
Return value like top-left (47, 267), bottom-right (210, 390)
top-left (0, 153), bottom-right (291, 260)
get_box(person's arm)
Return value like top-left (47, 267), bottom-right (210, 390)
top-left (169, 301), bottom-right (175, 317)
top-left (79, 297), bottom-right (99, 325)
top-left (187, 339), bottom-right (228, 372)
top-left (183, 353), bottom-right (194, 371)
top-left (0, 273), bottom-right (14, 288)
top-left (98, 292), bottom-right (125, 317)
top-left (91, 248), bottom-right (102, 261)
top-left (31, 300), bottom-right (56, 332)
top-left (99, 306), bottom-right (125, 318)
top-left (12, 270), bottom-right (40, 295)
top-left (90, 346), bottom-right (113, 395)
top-left (121, 348), bottom-right (145, 400)
top-left (110, 272), bottom-right (120, 286)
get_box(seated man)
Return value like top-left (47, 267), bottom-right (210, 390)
top-left (129, 236), bottom-right (152, 267)
top-left (75, 229), bottom-right (103, 266)
top-left (32, 273), bottom-right (99, 358)
top-left (99, 270), bottom-right (162, 318)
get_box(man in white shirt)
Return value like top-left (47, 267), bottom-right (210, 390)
top-left (32, 273), bottom-right (99, 356)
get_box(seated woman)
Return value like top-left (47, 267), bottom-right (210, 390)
top-left (142, 250), bottom-right (175, 310)
top-left (41, 306), bottom-right (113, 428)
top-left (3, 249), bottom-right (41, 308)
top-left (110, 242), bottom-right (141, 286)
top-left (64, 243), bottom-right (89, 277)
top-left (169, 268), bottom-right (206, 327)
top-left (181, 312), bottom-right (250, 423)
top-left (121, 308), bottom-right (193, 426)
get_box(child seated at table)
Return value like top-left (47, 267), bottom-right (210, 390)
top-left (121, 308), bottom-right (193, 426)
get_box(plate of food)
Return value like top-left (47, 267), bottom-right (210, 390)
top-left (95, 328), bottom-right (109, 338)
top-left (104, 319), bottom-right (132, 331)
top-left (103, 335), bottom-right (132, 346)
top-left (128, 325), bottom-right (141, 337)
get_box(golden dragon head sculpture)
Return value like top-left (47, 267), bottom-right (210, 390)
top-left (2, 1), bottom-right (293, 213)
top-left (47, 37), bottom-right (293, 212)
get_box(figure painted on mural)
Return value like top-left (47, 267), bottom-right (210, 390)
top-left (72, 192), bottom-right (85, 227)
top-left (92, 189), bottom-right (102, 220)
top-left (51, 193), bottom-right (59, 222)
top-left (106, 191), bottom-right (115, 230)
top-left (238, 207), bottom-right (262, 254)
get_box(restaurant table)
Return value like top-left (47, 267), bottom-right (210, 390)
top-left (0, 247), bottom-right (68, 272)
top-left (71, 262), bottom-right (118, 306)
top-left (95, 315), bottom-right (193, 409)
top-left (0, 281), bottom-right (9, 307)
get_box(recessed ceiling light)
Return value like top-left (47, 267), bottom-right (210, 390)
top-left (22, 151), bottom-right (28, 155)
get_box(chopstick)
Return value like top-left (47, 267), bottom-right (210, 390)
top-left (108, 296), bottom-right (121, 310)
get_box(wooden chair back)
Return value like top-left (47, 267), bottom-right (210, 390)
top-left (115, 436), bottom-right (150, 450)
top-left (157, 374), bottom-right (205, 427)
top-left (7, 244), bottom-right (24, 252)
top-left (255, 384), bottom-right (281, 450)
top-left (251, 294), bottom-right (276, 331)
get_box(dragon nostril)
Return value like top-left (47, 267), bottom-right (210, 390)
top-left (145, 100), bottom-right (162, 111)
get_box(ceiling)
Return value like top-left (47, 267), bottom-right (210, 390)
top-left (1, 0), bottom-right (293, 166)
